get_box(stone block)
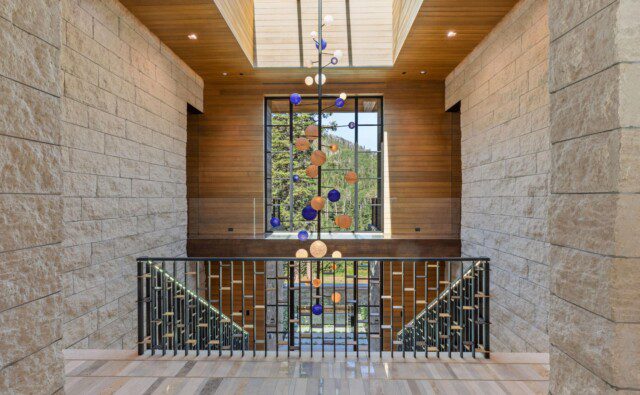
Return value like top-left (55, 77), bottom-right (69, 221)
top-left (87, 106), bottom-right (126, 137)
top-left (62, 96), bottom-right (88, 127)
top-left (64, 72), bottom-right (117, 114)
top-left (61, 244), bottom-right (91, 272)
top-left (63, 196), bottom-right (82, 222)
top-left (132, 179), bottom-right (163, 197)
top-left (120, 157), bottom-right (149, 179)
top-left (62, 0), bottom-right (93, 37)
top-left (62, 172), bottom-right (98, 197)
top-left (0, 245), bottom-right (61, 312)
top-left (0, 194), bottom-right (61, 253)
top-left (63, 219), bottom-right (101, 247)
top-left (549, 296), bottom-right (640, 389)
top-left (549, 345), bottom-right (614, 394)
top-left (118, 197), bottom-right (147, 217)
top-left (105, 135), bottom-right (140, 160)
top-left (0, 17), bottom-right (60, 96)
top-left (98, 67), bottom-right (136, 102)
top-left (97, 175), bottom-right (131, 197)
top-left (548, 0), bottom-right (613, 39)
top-left (67, 148), bottom-right (119, 176)
top-left (82, 197), bottom-right (118, 220)
top-left (505, 154), bottom-right (537, 177)
top-left (61, 121), bottom-right (105, 153)
top-left (549, 3), bottom-right (616, 91)
top-left (0, 293), bottom-right (61, 369)
top-left (102, 217), bottom-right (137, 240)
top-left (0, 342), bottom-right (64, 394)
top-left (62, 310), bottom-right (97, 348)
top-left (0, 135), bottom-right (62, 194)
top-left (61, 45), bottom-right (99, 84)
top-left (64, 283), bottom-right (105, 321)
top-left (0, 76), bottom-right (60, 144)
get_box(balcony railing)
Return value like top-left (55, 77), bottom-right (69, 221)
top-left (137, 257), bottom-right (489, 358)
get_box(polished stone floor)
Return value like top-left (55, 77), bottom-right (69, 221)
top-left (64, 350), bottom-right (549, 394)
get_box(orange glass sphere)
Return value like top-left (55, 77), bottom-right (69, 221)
top-left (312, 278), bottom-right (322, 288)
top-left (329, 144), bottom-right (339, 153)
top-left (345, 171), bottom-right (358, 185)
top-left (310, 150), bottom-right (326, 166)
top-left (310, 196), bottom-right (325, 211)
top-left (305, 165), bottom-right (318, 178)
top-left (331, 292), bottom-right (342, 303)
top-left (335, 214), bottom-right (352, 229)
top-left (305, 125), bottom-right (319, 140)
top-left (294, 137), bottom-right (310, 151)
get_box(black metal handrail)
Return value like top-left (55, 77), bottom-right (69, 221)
top-left (137, 257), bottom-right (489, 358)
top-left (396, 260), bottom-right (490, 358)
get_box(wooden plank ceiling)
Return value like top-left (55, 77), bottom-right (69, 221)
top-left (120, 0), bottom-right (518, 84)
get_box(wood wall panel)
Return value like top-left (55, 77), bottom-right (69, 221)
top-left (187, 80), bottom-right (461, 240)
top-left (214, 0), bottom-right (255, 64)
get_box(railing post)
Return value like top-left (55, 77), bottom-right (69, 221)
top-left (137, 259), bottom-right (145, 355)
top-left (484, 259), bottom-right (490, 359)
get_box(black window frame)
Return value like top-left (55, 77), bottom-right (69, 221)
top-left (264, 95), bottom-right (384, 235)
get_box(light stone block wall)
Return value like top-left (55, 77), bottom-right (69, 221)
top-left (60, 0), bottom-right (203, 349)
top-left (445, 0), bottom-right (550, 352)
top-left (548, 0), bottom-right (640, 392)
top-left (0, 0), bottom-right (65, 393)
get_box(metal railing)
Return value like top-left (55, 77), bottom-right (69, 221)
top-left (396, 260), bottom-right (490, 358)
top-left (137, 257), bottom-right (489, 358)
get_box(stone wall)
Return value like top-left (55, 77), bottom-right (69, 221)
top-left (0, 1), bottom-right (65, 393)
top-left (60, 0), bottom-right (203, 349)
top-left (548, 0), bottom-right (640, 392)
top-left (444, 0), bottom-right (550, 352)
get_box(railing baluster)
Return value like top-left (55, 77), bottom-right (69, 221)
top-left (390, 260), bottom-right (393, 358)
top-left (379, 260), bottom-right (383, 357)
top-left (354, 259), bottom-right (358, 358)
top-left (459, 261), bottom-right (464, 358)
top-left (412, 260), bottom-right (416, 358)
top-left (333, 259), bottom-right (336, 357)
top-left (252, 260), bottom-right (256, 357)
top-left (173, 260), bottom-right (177, 356)
top-left (321, 260), bottom-right (325, 358)
top-left (137, 260), bottom-right (145, 355)
top-left (367, 259), bottom-right (371, 358)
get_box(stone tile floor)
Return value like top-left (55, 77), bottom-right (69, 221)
top-left (64, 350), bottom-right (549, 394)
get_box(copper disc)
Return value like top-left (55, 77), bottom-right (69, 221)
top-left (335, 215), bottom-right (352, 229)
top-left (305, 125), bottom-right (319, 140)
top-left (310, 150), bottom-right (326, 166)
top-left (305, 165), bottom-right (318, 178)
top-left (294, 137), bottom-right (310, 151)
top-left (310, 196), bottom-right (325, 211)
top-left (345, 171), bottom-right (358, 185)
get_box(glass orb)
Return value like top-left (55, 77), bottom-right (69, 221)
top-left (314, 73), bottom-right (326, 85)
top-left (312, 278), bottom-right (322, 288)
top-left (329, 144), bottom-right (338, 153)
top-left (295, 248), bottom-right (309, 258)
top-left (294, 137), bottom-right (310, 151)
top-left (323, 15), bottom-right (334, 26)
top-left (331, 292), bottom-right (341, 303)
top-left (305, 164), bottom-right (318, 178)
top-left (310, 150), bottom-right (326, 166)
top-left (289, 93), bottom-right (302, 105)
top-left (270, 217), bottom-right (281, 228)
top-left (339, 92), bottom-right (347, 100)
top-left (330, 57), bottom-right (338, 65)
top-left (312, 304), bottom-right (323, 315)
top-left (302, 205), bottom-right (318, 221)
top-left (345, 171), bottom-right (358, 185)
top-left (335, 98), bottom-right (345, 108)
top-left (310, 31), bottom-right (317, 39)
top-left (305, 76), bottom-right (313, 86)
top-left (335, 214), bottom-right (352, 229)
top-left (310, 196), bottom-right (325, 211)
top-left (310, 240), bottom-right (327, 258)
top-left (332, 250), bottom-right (342, 258)
top-left (327, 189), bottom-right (341, 202)
top-left (348, 121), bottom-right (356, 129)
top-left (315, 39), bottom-right (327, 50)
top-left (334, 49), bottom-right (343, 60)
top-left (297, 230), bottom-right (309, 241)
top-left (305, 124), bottom-right (319, 140)
top-left (293, 174), bottom-right (300, 182)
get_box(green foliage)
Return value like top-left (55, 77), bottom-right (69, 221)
top-left (268, 109), bottom-right (380, 233)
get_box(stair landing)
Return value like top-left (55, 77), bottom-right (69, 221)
top-left (64, 349), bottom-right (548, 394)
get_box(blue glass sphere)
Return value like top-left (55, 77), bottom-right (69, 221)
top-left (335, 98), bottom-right (345, 108)
top-left (293, 174), bottom-right (300, 182)
top-left (315, 39), bottom-right (327, 50)
top-left (330, 57), bottom-right (338, 65)
top-left (297, 230), bottom-right (309, 241)
top-left (328, 189), bottom-right (341, 202)
top-left (302, 205), bottom-right (318, 221)
top-left (290, 93), bottom-right (302, 105)
top-left (348, 121), bottom-right (356, 129)
top-left (312, 304), bottom-right (323, 315)
top-left (270, 217), bottom-right (281, 228)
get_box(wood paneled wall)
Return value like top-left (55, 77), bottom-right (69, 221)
top-left (187, 80), bottom-right (460, 240)
top-left (214, 0), bottom-right (255, 64)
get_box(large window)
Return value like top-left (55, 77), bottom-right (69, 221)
top-left (265, 96), bottom-right (383, 235)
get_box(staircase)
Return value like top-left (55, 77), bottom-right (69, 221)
top-left (138, 262), bottom-right (249, 355)
top-left (396, 260), bottom-right (490, 357)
